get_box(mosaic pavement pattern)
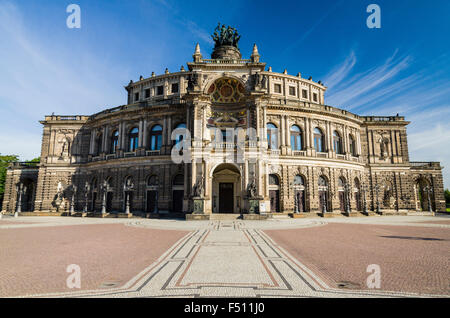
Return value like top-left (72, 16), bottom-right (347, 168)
top-left (1, 215), bottom-right (448, 298)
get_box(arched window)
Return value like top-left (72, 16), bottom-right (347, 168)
top-left (294, 175), bottom-right (305, 186)
top-left (128, 127), bottom-right (139, 152)
top-left (333, 131), bottom-right (343, 154)
top-left (349, 135), bottom-right (357, 156)
top-left (149, 125), bottom-right (162, 151)
top-left (110, 130), bottom-right (119, 154)
top-left (319, 176), bottom-right (328, 187)
top-left (173, 123), bottom-right (186, 149)
top-left (314, 128), bottom-right (325, 152)
top-left (290, 125), bottom-right (303, 151)
top-left (147, 175), bottom-right (159, 186)
top-left (267, 123), bottom-right (278, 149)
top-left (269, 174), bottom-right (280, 185)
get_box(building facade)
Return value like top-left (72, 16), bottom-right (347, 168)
top-left (1, 27), bottom-right (446, 217)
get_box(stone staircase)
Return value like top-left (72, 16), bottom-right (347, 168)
top-left (209, 213), bottom-right (243, 220)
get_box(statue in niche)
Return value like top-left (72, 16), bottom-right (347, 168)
top-left (378, 137), bottom-right (389, 159)
top-left (53, 181), bottom-right (65, 211)
top-left (58, 135), bottom-right (71, 159)
top-left (187, 72), bottom-right (200, 90)
top-left (253, 73), bottom-right (267, 90)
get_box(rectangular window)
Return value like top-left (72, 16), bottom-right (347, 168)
top-left (313, 93), bottom-right (318, 102)
top-left (289, 86), bottom-right (296, 96)
top-left (134, 92), bottom-right (139, 102)
top-left (171, 83), bottom-right (179, 93)
top-left (145, 88), bottom-right (150, 99)
top-left (274, 83), bottom-right (282, 94)
top-left (302, 89), bottom-right (308, 99)
top-left (157, 85), bottom-right (164, 95)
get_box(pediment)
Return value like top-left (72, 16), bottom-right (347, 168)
top-left (213, 168), bottom-right (240, 176)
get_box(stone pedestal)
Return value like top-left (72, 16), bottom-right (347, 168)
top-left (192, 197), bottom-right (205, 214)
top-left (211, 45), bottom-right (242, 60)
top-left (248, 197), bottom-right (263, 214)
top-left (319, 212), bottom-right (334, 218)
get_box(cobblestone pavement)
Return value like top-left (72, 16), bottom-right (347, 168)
top-left (0, 215), bottom-right (449, 298)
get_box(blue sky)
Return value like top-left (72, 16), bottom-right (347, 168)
top-left (0, 0), bottom-right (449, 188)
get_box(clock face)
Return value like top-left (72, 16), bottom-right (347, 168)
top-left (208, 78), bottom-right (246, 103)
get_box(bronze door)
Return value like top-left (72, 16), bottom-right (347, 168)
top-left (146, 190), bottom-right (157, 213)
top-left (319, 191), bottom-right (327, 212)
top-left (219, 183), bottom-right (234, 213)
top-left (270, 190), bottom-right (280, 212)
top-left (339, 191), bottom-right (345, 212)
top-left (172, 190), bottom-right (183, 212)
top-left (296, 190), bottom-right (305, 212)
top-left (106, 192), bottom-right (113, 212)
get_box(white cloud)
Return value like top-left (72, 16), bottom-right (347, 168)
top-left (323, 49), bottom-right (450, 189)
top-left (0, 2), bottom-right (127, 160)
top-left (322, 51), bottom-right (356, 89)
top-left (326, 51), bottom-right (412, 108)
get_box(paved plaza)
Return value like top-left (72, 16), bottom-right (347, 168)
top-left (0, 215), bottom-right (449, 298)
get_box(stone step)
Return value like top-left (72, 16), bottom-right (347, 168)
top-left (209, 213), bottom-right (242, 220)
top-left (270, 213), bottom-right (291, 219)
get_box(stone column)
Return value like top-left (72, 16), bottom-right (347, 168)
top-left (138, 119), bottom-right (143, 148)
top-left (118, 122), bottom-right (123, 150)
top-left (89, 129), bottom-right (96, 155)
top-left (256, 106), bottom-right (261, 141)
top-left (142, 119), bottom-right (148, 149)
top-left (102, 126), bottom-right (107, 153)
top-left (357, 131), bottom-right (362, 156)
top-left (167, 116), bottom-right (172, 145)
top-left (285, 116), bottom-right (291, 148)
top-left (326, 122), bottom-right (332, 155)
top-left (162, 116), bottom-right (167, 146)
top-left (263, 106), bottom-right (267, 142)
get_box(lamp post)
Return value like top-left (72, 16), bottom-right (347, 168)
top-left (124, 179), bottom-right (134, 214)
top-left (70, 185), bottom-right (77, 215)
top-left (83, 182), bottom-right (90, 213)
top-left (423, 185), bottom-right (434, 212)
top-left (373, 183), bottom-right (384, 214)
top-left (361, 182), bottom-right (368, 214)
top-left (343, 182), bottom-right (351, 214)
top-left (101, 180), bottom-right (108, 214)
top-left (15, 183), bottom-right (24, 217)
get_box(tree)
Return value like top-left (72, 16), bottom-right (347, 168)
top-left (445, 188), bottom-right (450, 206)
top-left (0, 154), bottom-right (19, 207)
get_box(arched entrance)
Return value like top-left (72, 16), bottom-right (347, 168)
top-left (354, 178), bottom-right (361, 211)
top-left (212, 163), bottom-right (241, 213)
top-left (269, 174), bottom-right (280, 212)
top-left (146, 175), bottom-right (159, 213)
top-left (318, 176), bottom-right (329, 213)
top-left (338, 177), bottom-right (347, 212)
top-left (172, 174), bottom-right (184, 212)
top-left (293, 175), bottom-right (306, 212)
top-left (415, 178), bottom-right (433, 211)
